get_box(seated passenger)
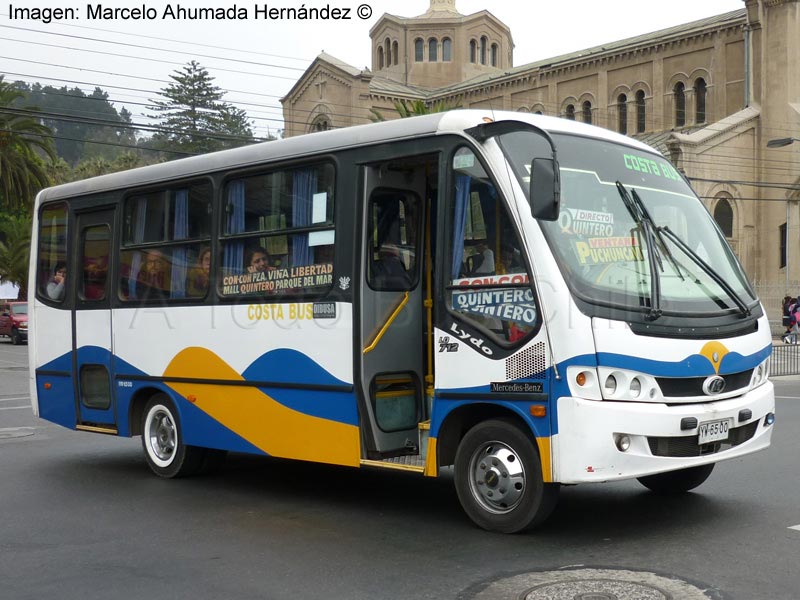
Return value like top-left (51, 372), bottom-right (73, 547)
top-left (372, 244), bottom-right (411, 288)
top-left (187, 247), bottom-right (211, 297)
top-left (47, 263), bottom-right (67, 301)
top-left (246, 246), bottom-right (273, 273)
top-left (468, 241), bottom-right (495, 275)
top-left (138, 250), bottom-right (169, 300)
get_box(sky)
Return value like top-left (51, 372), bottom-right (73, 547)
top-left (0, 0), bottom-right (746, 138)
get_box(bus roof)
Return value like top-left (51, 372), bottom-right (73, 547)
top-left (36, 110), bottom-right (657, 203)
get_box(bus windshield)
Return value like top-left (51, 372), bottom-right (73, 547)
top-left (497, 131), bottom-right (757, 317)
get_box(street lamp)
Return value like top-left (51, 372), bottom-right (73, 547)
top-left (767, 137), bottom-right (800, 148)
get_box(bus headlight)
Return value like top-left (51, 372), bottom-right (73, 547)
top-left (603, 374), bottom-right (617, 396)
top-left (597, 368), bottom-right (659, 401)
top-left (750, 358), bottom-right (770, 389)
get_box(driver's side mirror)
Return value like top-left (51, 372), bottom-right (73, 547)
top-left (530, 158), bottom-right (561, 221)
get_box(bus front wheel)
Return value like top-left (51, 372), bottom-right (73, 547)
top-left (141, 395), bottom-right (205, 478)
top-left (454, 418), bottom-right (559, 533)
top-left (637, 463), bottom-right (715, 494)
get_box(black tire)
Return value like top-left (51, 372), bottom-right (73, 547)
top-left (454, 418), bottom-right (559, 533)
top-left (637, 463), bottom-right (715, 494)
top-left (141, 394), bottom-right (205, 478)
top-left (10, 328), bottom-right (20, 345)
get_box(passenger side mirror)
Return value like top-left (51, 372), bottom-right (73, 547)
top-left (530, 158), bottom-right (561, 221)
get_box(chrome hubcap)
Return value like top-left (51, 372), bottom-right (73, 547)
top-left (469, 441), bottom-right (525, 514)
top-left (148, 409), bottom-right (176, 462)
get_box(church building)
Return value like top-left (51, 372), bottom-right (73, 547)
top-left (281, 0), bottom-right (800, 328)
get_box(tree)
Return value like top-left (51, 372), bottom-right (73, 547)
top-left (149, 61), bottom-right (254, 155)
top-left (0, 76), bottom-right (56, 212)
top-left (0, 214), bottom-right (32, 300)
top-left (369, 98), bottom-right (463, 122)
top-left (18, 82), bottom-right (133, 166)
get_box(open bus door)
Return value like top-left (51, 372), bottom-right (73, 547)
top-left (72, 207), bottom-right (117, 433)
top-left (358, 155), bottom-right (438, 458)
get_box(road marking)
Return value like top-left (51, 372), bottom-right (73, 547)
top-left (775, 396), bottom-right (800, 400)
top-left (0, 397), bottom-right (30, 403)
top-left (0, 405), bottom-right (29, 411)
top-left (789, 525), bottom-right (800, 532)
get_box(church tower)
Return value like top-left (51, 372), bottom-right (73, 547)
top-left (369, 0), bottom-right (514, 89)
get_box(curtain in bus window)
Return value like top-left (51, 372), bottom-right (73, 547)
top-left (170, 189), bottom-right (188, 299)
top-left (127, 197), bottom-right (148, 299)
top-left (451, 174), bottom-right (471, 279)
top-left (225, 181), bottom-right (246, 274)
top-left (291, 169), bottom-right (316, 267)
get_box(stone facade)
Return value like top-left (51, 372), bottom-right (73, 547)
top-left (281, 0), bottom-right (800, 325)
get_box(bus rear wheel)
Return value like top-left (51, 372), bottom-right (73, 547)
top-left (141, 394), bottom-right (205, 478)
top-left (637, 463), bottom-right (715, 494)
top-left (454, 418), bottom-right (559, 533)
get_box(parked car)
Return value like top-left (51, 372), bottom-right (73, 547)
top-left (0, 301), bottom-right (28, 345)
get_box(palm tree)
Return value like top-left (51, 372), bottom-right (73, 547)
top-left (0, 214), bottom-right (32, 300)
top-left (0, 76), bottom-right (56, 212)
top-left (369, 98), bottom-right (463, 122)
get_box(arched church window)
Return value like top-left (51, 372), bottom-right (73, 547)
top-left (565, 104), bottom-right (575, 120)
top-left (480, 36), bottom-right (487, 65)
top-left (636, 90), bottom-right (646, 133)
top-left (414, 39), bottom-right (423, 62)
top-left (617, 94), bottom-right (628, 135)
top-left (674, 82), bottom-right (686, 127)
top-left (491, 43), bottom-right (499, 67)
top-left (695, 78), bottom-right (707, 124)
top-left (714, 197), bottom-right (734, 238)
top-left (378, 47), bottom-right (384, 70)
top-left (429, 38), bottom-right (438, 62)
top-left (469, 40), bottom-right (477, 63)
top-left (385, 38), bottom-right (392, 67)
top-left (442, 38), bottom-right (452, 62)
top-left (392, 41), bottom-right (399, 65)
top-left (310, 116), bottom-right (331, 133)
top-left (582, 101), bottom-right (592, 124)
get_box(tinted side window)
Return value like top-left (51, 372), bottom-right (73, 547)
top-left (219, 163), bottom-right (335, 298)
top-left (367, 189), bottom-right (420, 291)
top-left (447, 148), bottom-right (538, 344)
top-left (119, 182), bottom-right (212, 301)
top-left (79, 225), bottom-right (110, 301)
top-left (37, 203), bottom-right (69, 303)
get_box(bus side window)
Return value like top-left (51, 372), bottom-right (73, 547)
top-left (79, 225), bottom-right (110, 301)
top-left (119, 183), bottom-right (212, 302)
top-left (367, 190), bottom-right (420, 291)
top-left (37, 203), bottom-right (69, 304)
top-left (448, 148), bottom-right (538, 345)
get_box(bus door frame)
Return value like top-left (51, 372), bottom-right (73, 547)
top-left (72, 205), bottom-right (117, 431)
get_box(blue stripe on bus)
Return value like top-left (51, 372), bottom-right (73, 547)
top-left (37, 346), bottom-right (358, 430)
top-left (595, 344), bottom-right (771, 377)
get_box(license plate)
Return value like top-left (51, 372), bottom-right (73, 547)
top-left (697, 418), bottom-right (732, 444)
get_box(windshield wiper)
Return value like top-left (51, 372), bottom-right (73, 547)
top-left (658, 226), bottom-right (752, 316)
top-left (616, 181), bottom-right (662, 320)
top-left (630, 188), bottom-right (685, 283)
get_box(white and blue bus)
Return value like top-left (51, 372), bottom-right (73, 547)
top-left (29, 111), bottom-right (774, 532)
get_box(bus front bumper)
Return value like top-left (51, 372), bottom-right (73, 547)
top-left (552, 381), bottom-right (775, 484)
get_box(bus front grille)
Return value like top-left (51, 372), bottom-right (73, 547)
top-left (655, 369), bottom-right (754, 398)
top-left (647, 421), bottom-right (759, 457)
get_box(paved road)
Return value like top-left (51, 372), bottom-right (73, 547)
top-left (1, 340), bottom-right (798, 599)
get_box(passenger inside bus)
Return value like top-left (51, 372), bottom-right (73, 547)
top-left (138, 250), bottom-right (170, 299)
top-left (246, 246), bottom-right (274, 273)
top-left (372, 243), bottom-right (411, 289)
top-left (47, 263), bottom-right (67, 301)
top-left (186, 247), bottom-right (211, 297)
top-left (466, 240), bottom-right (495, 274)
